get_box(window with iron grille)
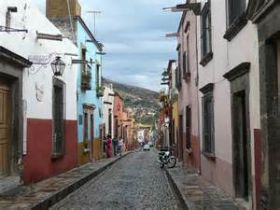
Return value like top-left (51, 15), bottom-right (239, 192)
top-left (52, 78), bottom-right (65, 156)
top-left (186, 106), bottom-right (192, 149)
top-left (202, 92), bottom-right (215, 154)
top-left (227, 0), bottom-right (246, 27)
top-left (201, 1), bottom-right (212, 59)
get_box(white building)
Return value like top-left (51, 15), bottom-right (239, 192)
top-left (197, 0), bottom-right (260, 208)
top-left (0, 0), bottom-right (78, 184)
top-left (102, 84), bottom-right (114, 137)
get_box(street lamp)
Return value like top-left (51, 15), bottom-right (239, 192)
top-left (51, 56), bottom-right (66, 76)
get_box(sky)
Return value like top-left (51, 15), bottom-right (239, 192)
top-left (33, 0), bottom-right (181, 91)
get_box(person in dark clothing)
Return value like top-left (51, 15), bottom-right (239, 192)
top-left (112, 136), bottom-right (118, 156)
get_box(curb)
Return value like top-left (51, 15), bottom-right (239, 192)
top-left (32, 152), bottom-right (131, 210)
top-left (165, 168), bottom-right (189, 210)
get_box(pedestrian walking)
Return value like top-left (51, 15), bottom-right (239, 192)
top-left (105, 134), bottom-right (112, 158)
top-left (112, 136), bottom-right (118, 156)
top-left (118, 137), bottom-right (124, 156)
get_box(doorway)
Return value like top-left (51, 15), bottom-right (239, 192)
top-left (233, 90), bottom-right (250, 200)
top-left (178, 115), bottom-right (183, 161)
top-left (0, 78), bottom-right (11, 175)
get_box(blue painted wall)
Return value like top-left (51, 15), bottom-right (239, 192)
top-left (76, 20), bottom-right (103, 143)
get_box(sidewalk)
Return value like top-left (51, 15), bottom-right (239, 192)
top-left (166, 165), bottom-right (246, 210)
top-left (0, 152), bottom-right (131, 210)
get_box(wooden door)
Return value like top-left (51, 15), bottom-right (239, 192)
top-left (0, 79), bottom-right (11, 175)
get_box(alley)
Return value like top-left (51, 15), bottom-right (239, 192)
top-left (51, 151), bottom-right (182, 210)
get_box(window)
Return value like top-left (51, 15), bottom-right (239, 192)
top-left (183, 52), bottom-right (190, 79)
top-left (227, 0), bottom-right (246, 27)
top-left (52, 78), bottom-right (65, 156)
top-left (81, 48), bottom-right (91, 90)
top-left (200, 1), bottom-right (212, 65)
top-left (83, 112), bottom-right (88, 141)
top-left (200, 83), bottom-right (215, 156)
top-left (224, 0), bottom-right (247, 41)
top-left (183, 36), bottom-right (190, 79)
top-left (186, 106), bottom-right (191, 149)
top-left (81, 48), bottom-right (86, 72)
top-left (96, 64), bottom-right (100, 88)
top-left (176, 45), bottom-right (182, 89)
top-left (108, 109), bottom-right (112, 135)
top-left (202, 93), bottom-right (214, 154)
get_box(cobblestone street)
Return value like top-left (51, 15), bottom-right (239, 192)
top-left (51, 150), bottom-right (182, 210)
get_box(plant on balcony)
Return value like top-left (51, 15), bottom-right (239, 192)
top-left (96, 86), bottom-right (105, 97)
top-left (81, 67), bottom-right (92, 90)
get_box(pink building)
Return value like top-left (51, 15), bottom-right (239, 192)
top-left (176, 0), bottom-right (201, 173)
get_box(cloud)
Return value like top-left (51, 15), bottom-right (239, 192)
top-left (33, 0), bottom-right (181, 91)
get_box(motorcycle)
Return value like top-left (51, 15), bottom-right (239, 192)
top-left (158, 147), bottom-right (176, 168)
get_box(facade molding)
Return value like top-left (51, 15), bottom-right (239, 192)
top-left (0, 46), bottom-right (32, 68)
top-left (223, 62), bottom-right (251, 81)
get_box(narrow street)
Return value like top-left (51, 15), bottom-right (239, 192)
top-left (51, 150), bottom-right (182, 209)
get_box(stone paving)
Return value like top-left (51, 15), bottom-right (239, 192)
top-left (166, 166), bottom-right (246, 210)
top-left (0, 176), bottom-right (20, 195)
top-left (0, 154), bottom-right (130, 210)
top-left (51, 151), bottom-right (182, 210)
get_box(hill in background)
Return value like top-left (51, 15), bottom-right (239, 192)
top-left (103, 78), bottom-right (160, 125)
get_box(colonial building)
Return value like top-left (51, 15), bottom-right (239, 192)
top-left (196, 0), bottom-right (260, 208)
top-left (102, 84), bottom-right (114, 138)
top-left (113, 92), bottom-right (124, 139)
top-left (176, 1), bottom-right (200, 172)
top-left (168, 0), bottom-right (263, 208)
top-left (46, 0), bottom-right (104, 163)
top-left (0, 0), bottom-right (78, 183)
top-left (166, 60), bottom-right (179, 157)
top-left (247, 0), bottom-right (280, 209)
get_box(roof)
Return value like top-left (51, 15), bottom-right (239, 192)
top-left (74, 16), bottom-right (103, 52)
top-left (114, 91), bottom-right (124, 100)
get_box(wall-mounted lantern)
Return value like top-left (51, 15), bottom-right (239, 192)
top-left (51, 56), bottom-right (66, 76)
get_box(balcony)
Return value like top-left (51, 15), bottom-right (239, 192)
top-left (96, 86), bottom-right (105, 97)
top-left (81, 65), bottom-right (92, 90)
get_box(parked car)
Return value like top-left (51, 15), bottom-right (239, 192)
top-left (143, 144), bottom-right (150, 151)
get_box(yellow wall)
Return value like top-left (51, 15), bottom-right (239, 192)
top-left (172, 100), bottom-right (179, 143)
top-left (78, 139), bottom-right (103, 165)
top-left (93, 139), bottom-right (103, 160)
top-left (78, 141), bottom-right (90, 165)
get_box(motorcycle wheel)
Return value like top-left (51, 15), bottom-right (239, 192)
top-left (167, 156), bottom-right (176, 168)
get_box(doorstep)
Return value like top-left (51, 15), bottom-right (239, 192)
top-left (166, 166), bottom-right (246, 210)
top-left (0, 152), bottom-right (131, 210)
